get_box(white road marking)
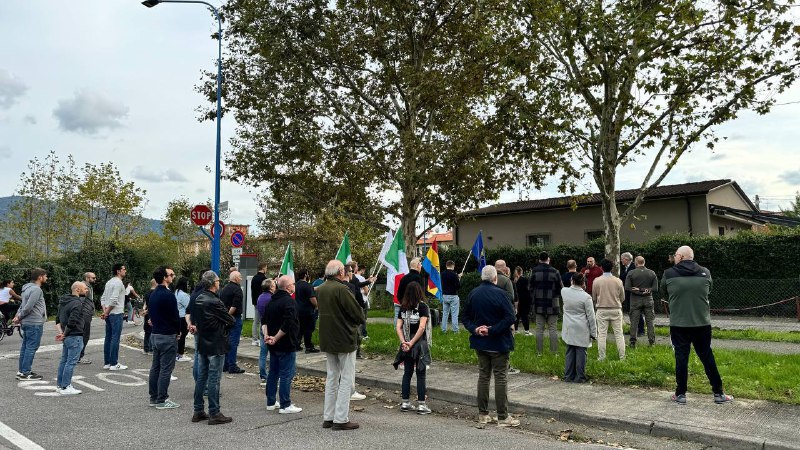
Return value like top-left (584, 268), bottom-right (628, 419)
top-left (96, 372), bottom-right (146, 386)
top-left (17, 381), bottom-right (56, 390)
top-left (0, 420), bottom-right (46, 450)
top-left (71, 375), bottom-right (104, 392)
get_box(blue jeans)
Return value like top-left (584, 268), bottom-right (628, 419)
top-left (441, 294), bottom-right (460, 332)
top-left (103, 313), bottom-right (123, 365)
top-left (57, 335), bottom-right (83, 388)
top-left (266, 350), bottom-right (297, 408)
top-left (259, 329), bottom-right (269, 380)
top-left (19, 324), bottom-right (43, 374)
top-left (224, 315), bottom-right (243, 370)
top-left (194, 353), bottom-right (224, 415)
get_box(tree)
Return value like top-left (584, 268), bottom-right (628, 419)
top-left (205, 0), bottom-right (562, 251)
top-left (513, 0), bottom-right (800, 271)
top-left (782, 191), bottom-right (800, 219)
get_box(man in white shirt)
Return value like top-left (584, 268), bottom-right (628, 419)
top-left (100, 263), bottom-right (128, 371)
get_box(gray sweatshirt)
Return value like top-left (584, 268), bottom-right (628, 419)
top-left (17, 282), bottom-right (46, 325)
top-left (100, 277), bottom-right (125, 314)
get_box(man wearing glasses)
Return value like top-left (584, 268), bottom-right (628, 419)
top-left (147, 266), bottom-right (181, 410)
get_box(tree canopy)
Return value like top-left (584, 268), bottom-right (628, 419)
top-left (208, 0), bottom-right (564, 250)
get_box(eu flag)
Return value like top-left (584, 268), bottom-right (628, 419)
top-left (471, 231), bottom-right (486, 272)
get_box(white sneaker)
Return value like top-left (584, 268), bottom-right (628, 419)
top-left (102, 364), bottom-right (111, 370)
top-left (176, 355), bottom-right (192, 362)
top-left (251, 340), bottom-right (260, 346)
top-left (266, 401), bottom-right (280, 411)
top-left (108, 364), bottom-right (128, 371)
top-left (497, 416), bottom-right (520, 427)
top-left (170, 375), bottom-right (178, 381)
top-left (279, 404), bottom-right (303, 414)
top-left (417, 403), bottom-right (432, 415)
top-left (58, 385), bottom-right (82, 395)
top-left (350, 391), bottom-right (366, 401)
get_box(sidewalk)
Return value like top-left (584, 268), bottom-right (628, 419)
top-left (165, 333), bottom-right (799, 450)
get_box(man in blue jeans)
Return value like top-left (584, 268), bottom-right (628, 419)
top-left (100, 263), bottom-right (128, 371)
top-left (440, 260), bottom-right (461, 333)
top-left (263, 275), bottom-right (302, 414)
top-left (219, 271), bottom-right (245, 374)
top-left (55, 281), bottom-right (90, 395)
top-left (147, 266), bottom-right (181, 410)
top-left (192, 271), bottom-right (235, 425)
top-left (14, 268), bottom-right (48, 381)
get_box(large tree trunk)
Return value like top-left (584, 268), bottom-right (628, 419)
top-left (601, 198), bottom-right (622, 277)
top-left (400, 191), bottom-right (420, 258)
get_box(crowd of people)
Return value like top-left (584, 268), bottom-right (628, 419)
top-left (6, 243), bottom-right (733, 431)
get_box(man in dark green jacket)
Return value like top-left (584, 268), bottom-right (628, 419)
top-left (661, 246), bottom-right (732, 405)
top-left (318, 260), bottom-right (365, 431)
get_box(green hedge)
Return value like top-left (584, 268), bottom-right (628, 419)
top-left (439, 228), bottom-right (800, 279)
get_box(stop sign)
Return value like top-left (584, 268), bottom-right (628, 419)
top-left (190, 205), bottom-right (213, 226)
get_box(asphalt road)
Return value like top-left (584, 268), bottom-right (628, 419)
top-left (0, 321), bottom-right (706, 450)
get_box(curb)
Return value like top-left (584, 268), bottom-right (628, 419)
top-left (130, 334), bottom-right (797, 450)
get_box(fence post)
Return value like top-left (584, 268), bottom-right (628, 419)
top-left (796, 297), bottom-right (800, 322)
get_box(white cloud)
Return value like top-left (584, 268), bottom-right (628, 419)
top-left (23, 115), bottom-right (36, 125)
top-left (53, 89), bottom-right (129, 134)
top-left (131, 166), bottom-right (188, 183)
top-left (0, 69), bottom-right (28, 109)
top-left (780, 170), bottom-right (800, 186)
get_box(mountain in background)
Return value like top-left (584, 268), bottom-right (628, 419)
top-left (0, 196), bottom-right (164, 235)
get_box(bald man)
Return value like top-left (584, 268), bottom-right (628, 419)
top-left (661, 245), bottom-right (732, 405)
top-left (263, 275), bottom-right (302, 414)
top-left (220, 271), bottom-right (245, 374)
top-left (54, 281), bottom-right (90, 395)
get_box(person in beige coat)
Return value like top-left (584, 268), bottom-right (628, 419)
top-left (591, 259), bottom-right (625, 360)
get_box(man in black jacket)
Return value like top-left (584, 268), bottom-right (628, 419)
top-left (192, 271), bottom-right (235, 425)
top-left (397, 258), bottom-right (425, 304)
top-left (55, 281), bottom-right (90, 395)
top-left (220, 271), bottom-right (245, 374)
top-left (295, 269), bottom-right (320, 354)
top-left (249, 262), bottom-right (268, 346)
top-left (147, 266), bottom-right (180, 410)
top-left (529, 252), bottom-right (563, 355)
top-left (263, 275), bottom-right (302, 414)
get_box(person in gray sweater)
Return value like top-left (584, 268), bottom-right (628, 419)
top-left (13, 268), bottom-right (48, 380)
top-left (561, 273), bottom-right (597, 383)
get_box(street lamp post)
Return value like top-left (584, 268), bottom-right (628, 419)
top-left (142, 0), bottom-right (224, 275)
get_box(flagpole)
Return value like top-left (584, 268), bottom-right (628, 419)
top-left (459, 250), bottom-right (473, 277)
top-left (365, 265), bottom-right (384, 298)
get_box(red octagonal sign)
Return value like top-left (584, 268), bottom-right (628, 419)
top-left (190, 204), bottom-right (213, 226)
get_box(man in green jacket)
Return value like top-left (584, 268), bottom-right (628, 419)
top-left (318, 260), bottom-right (365, 431)
top-left (661, 246), bottom-right (733, 405)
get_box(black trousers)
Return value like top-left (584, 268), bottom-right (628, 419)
top-left (80, 313), bottom-right (92, 358)
top-left (178, 318), bottom-right (189, 355)
top-left (298, 311), bottom-right (317, 350)
top-left (670, 325), bottom-right (723, 396)
top-left (515, 301), bottom-right (531, 331)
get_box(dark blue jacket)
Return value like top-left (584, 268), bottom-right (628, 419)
top-left (441, 269), bottom-right (460, 296)
top-left (149, 285), bottom-right (180, 335)
top-left (460, 281), bottom-right (516, 353)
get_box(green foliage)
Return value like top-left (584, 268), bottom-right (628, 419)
top-left (782, 191), bottom-right (800, 219)
top-left (363, 323), bottom-right (800, 404)
top-left (208, 0), bottom-right (564, 251)
top-left (4, 151), bottom-right (148, 260)
top-left (511, 0), bottom-right (800, 268)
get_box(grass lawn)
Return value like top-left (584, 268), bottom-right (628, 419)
top-left (367, 308), bottom-right (800, 344)
top-left (361, 323), bottom-right (800, 405)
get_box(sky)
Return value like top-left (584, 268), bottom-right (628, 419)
top-left (1, 0), bottom-right (798, 236)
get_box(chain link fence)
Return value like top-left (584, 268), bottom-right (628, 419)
top-left (655, 278), bottom-right (800, 318)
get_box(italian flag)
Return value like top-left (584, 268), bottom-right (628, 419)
top-left (381, 228), bottom-right (408, 301)
top-left (280, 243), bottom-right (294, 278)
top-left (335, 232), bottom-right (352, 265)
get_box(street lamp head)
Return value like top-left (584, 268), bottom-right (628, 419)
top-left (142, 0), bottom-right (160, 7)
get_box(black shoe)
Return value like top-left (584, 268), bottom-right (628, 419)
top-left (208, 413), bottom-right (233, 425)
top-left (192, 411), bottom-right (209, 422)
top-left (305, 348), bottom-right (320, 354)
top-left (630, 341), bottom-right (636, 349)
top-left (228, 367), bottom-right (245, 374)
top-left (332, 421), bottom-right (360, 430)
top-left (323, 420), bottom-right (333, 429)
top-left (356, 354), bottom-right (366, 360)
